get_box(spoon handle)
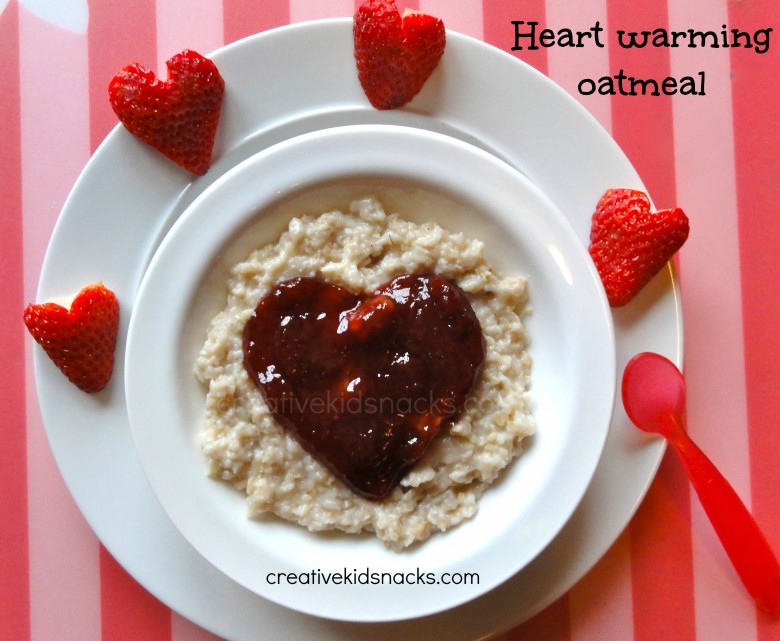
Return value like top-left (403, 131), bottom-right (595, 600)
top-left (667, 416), bottom-right (780, 617)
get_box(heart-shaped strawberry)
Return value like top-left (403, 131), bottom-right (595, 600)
top-left (23, 282), bottom-right (119, 393)
top-left (589, 188), bottom-right (690, 307)
top-left (108, 49), bottom-right (224, 175)
top-left (242, 274), bottom-right (484, 499)
top-left (353, 0), bottom-right (446, 110)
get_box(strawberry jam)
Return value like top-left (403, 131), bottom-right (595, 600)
top-left (242, 273), bottom-right (485, 500)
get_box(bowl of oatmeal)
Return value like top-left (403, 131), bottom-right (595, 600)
top-left (125, 124), bottom-right (615, 621)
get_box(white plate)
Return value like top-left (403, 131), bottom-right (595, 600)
top-left (125, 125), bottom-right (615, 622)
top-left (36, 19), bottom-right (680, 640)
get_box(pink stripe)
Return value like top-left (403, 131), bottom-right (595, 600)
top-left (19, 7), bottom-right (103, 641)
top-left (728, 0), bottom-right (780, 635)
top-left (544, 0), bottom-right (611, 132)
top-left (482, 0), bottom-right (548, 76)
top-left (507, 596), bottom-right (571, 640)
top-left (171, 614), bottom-right (225, 641)
top-left (86, 1), bottom-right (171, 637)
top-left (667, 0), bottom-right (756, 637)
top-left (604, 1), bottom-right (696, 638)
top-left (222, 0), bottom-right (290, 45)
top-left (100, 548), bottom-right (171, 641)
top-left (606, 0), bottom-right (677, 206)
top-left (569, 533), bottom-right (634, 641)
top-left (628, 456), bottom-right (695, 641)
top-left (0, 3), bottom-right (30, 641)
top-left (156, 0), bottom-right (224, 63)
top-left (87, 0), bottom-right (157, 151)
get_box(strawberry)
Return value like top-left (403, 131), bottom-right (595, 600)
top-left (108, 50), bottom-right (224, 175)
top-left (354, 0), bottom-right (445, 110)
top-left (588, 189), bottom-right (689, 307)
top-left (24, 283), bottom-right (120, 393)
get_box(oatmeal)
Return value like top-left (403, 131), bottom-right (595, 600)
top-left (194, 196), bottom-right (534, 549)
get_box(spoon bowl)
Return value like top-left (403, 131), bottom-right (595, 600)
top-left (621, 351), bottom-right (685, 438)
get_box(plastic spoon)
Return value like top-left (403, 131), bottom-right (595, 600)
top-left (622, 352), bottom-right (780, 616)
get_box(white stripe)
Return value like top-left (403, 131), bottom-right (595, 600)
top-left (19, 0), bottom-right (89, 34)
top-left (668, 0), bottom-right (756, 637)
top-left (545, 0), bottom-right (612, 132)
top-left (289, 0), bottom-right (353, 23)
top-left (419, 0), bottom-right (483, 39)
top-left (19, 7), bottom-right (101, 641)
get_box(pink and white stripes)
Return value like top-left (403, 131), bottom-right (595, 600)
top-left (1, 4), bottom-right (28, 641)
top-left (3, 0), bottom-right (779, 640)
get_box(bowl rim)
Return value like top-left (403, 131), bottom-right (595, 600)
top-left (125, 123), bottom-right (616, 622)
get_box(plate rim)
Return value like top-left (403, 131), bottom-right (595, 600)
top-left (34, 18), bottom-right (678, 640)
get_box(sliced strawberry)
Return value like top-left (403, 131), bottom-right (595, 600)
top-left (24, 283), bottom-right (120, 393)
top-left (345, 293), bottom-right (396, 340)
top-left (354, 0), bottom-right (446, 110)
top-left (588, 188), bottom-right (690, 307)
top-left (108, 49), bottom-right (224, 175)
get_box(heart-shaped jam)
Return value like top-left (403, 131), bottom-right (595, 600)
top-left (242, 273), bottom-right (485, 499)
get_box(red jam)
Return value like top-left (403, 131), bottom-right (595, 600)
top-left (242, 273), bottom-right (485, 500)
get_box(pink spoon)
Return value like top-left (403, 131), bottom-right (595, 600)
top-left (622, 352), bottom-right (780, 616)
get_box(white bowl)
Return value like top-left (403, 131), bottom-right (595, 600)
top-left (125, 124), bottom-right (615, 622)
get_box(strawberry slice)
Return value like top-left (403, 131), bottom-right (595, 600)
top-left (588, 188), bottom-right (690, 307)
top-left (108, 49), bottom-right (224, 175)
top-left (354, 0), bottom-right (446, 110)
top-left (24, 283), bottom-right (120, 393)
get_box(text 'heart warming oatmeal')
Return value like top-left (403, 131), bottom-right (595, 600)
top-left (194, 196), bottom-right (535, 549)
